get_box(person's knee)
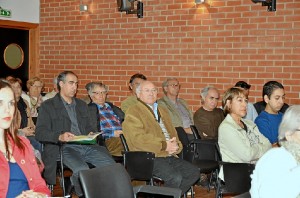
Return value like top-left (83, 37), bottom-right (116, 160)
top-left (190, 167), bottom-right (200, 182)
top-left (167, 173), bottom-right (183, 188)
top-left (71, 164), bottom-right (90, 177)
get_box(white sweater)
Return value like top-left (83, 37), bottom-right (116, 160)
top-left (250, 147), bottom-right (300, 198)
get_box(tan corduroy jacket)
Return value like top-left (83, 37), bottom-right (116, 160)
top-left (123, 100), bottom-right (182, 157)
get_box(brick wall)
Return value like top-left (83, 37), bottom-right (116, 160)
top-left (39, 0), bottom-right (300, 111)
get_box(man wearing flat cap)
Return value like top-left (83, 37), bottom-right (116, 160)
top-left (234, 81), bottom-right (258, 121)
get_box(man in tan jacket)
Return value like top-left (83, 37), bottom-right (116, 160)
top-left (123, 80), bottom-right (199, 194)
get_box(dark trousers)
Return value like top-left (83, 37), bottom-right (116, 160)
top-left (63, 144), bottom-right (115, 196)
top-left (153, 156), bottom-right (200, 194)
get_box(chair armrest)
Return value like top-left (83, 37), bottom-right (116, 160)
top-left (120, 134), bottom-right (129, 152)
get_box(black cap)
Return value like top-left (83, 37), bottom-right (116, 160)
top-left (235, 81), bottom-right (251, 89)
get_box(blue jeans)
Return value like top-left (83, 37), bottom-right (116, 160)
top-left (62, 144), bottom-right (115, 196)
top-left (27, 136), bottom-right (42, 153)
top-left (153, 156), bottom-right (200, 194)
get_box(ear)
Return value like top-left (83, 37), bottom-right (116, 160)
top-left (59, 81), bottom-right (64, 88)
top-left (264, 95), bottom-right (269, 104)
top-left (136, 92), bottom-right (141, 99)
top-left (285, 131), bottom-right (293, 142)
top-left (129, 83), bottom-right (133, 90)
top-left (226, 99), bottom-right (231, 107)
top-left (200, 98), bottom-right (204, 105)
top-left (163, 86), bottom-right (168, 93)
top-left (225, 99), bottom-right (231, 110)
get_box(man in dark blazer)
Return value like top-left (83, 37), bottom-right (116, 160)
top-left (35, 71), bottom-right (115, 197)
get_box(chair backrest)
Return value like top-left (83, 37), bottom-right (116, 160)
top-left (222, 163), bottom-right (255, 195)
top-left (123, 151), bottom-right (155, 181)
top-left (120, 134), bottom-right (156, 182)
top-left (193, 139), bottom-right (218, 161)
top-left (175, 127), bottom-right (195, 162)
top-left (190, 125), bottom-right (201, 140)
top-left (175, 127), bottom-right (190, 146)
top-left (79, 163), bottom-right (134, 198)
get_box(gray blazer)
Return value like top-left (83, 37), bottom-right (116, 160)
top-left (35, 94), bottom-right (96, 184)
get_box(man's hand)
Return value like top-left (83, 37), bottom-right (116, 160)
top-left (22, 126), bottom-right (35, 136)
top-left (59, 132), bottom-right (75, 142)
top-left (16, 190), bottom-right (47, 198)
top-left (166, 137), bottom-right (179, 154)
top-left (114, 130), bottom-right (123, 137)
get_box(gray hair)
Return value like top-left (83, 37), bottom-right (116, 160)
top-left (136, 83), bottom-right (142, 95)
top-left (278, 105), bottom-right (300, 141)
top-left (162, 77), bottom-right (178, 95)
top-left (200, 86), bottom-right (218, 103)
top-left (85, 82), bottom-right (108, 96)
top-left (53, 76), bottom-right (58, 85)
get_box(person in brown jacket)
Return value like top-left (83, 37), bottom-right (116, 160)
top-left (122, 80), bottom-right (200, 195)
top-left (194, 86), bottom-right (224, 139)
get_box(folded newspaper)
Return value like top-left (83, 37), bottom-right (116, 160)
top-left (69, 132), bottom-right (103, 144)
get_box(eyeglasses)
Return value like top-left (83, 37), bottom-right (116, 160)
top-left (92, 91), bottom-right (107, 95)
top-left (31, 85), bottom-right (43, 89)
top-left (141, 89), bottom-right (158, 93)
top-left (168, 84), bottom-right (181, 88)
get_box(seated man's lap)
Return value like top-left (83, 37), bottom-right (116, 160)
top-left (153, 156), bottom-right (199, 189)
top-left (62, 144), bottom-right (114, 173)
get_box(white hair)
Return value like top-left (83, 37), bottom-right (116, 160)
top-left (278, 105), bottom-right (300, 141)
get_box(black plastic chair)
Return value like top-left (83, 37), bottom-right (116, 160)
top-left (175, 127), bottom-right (220, 192)
top-left (42, 142), bottom-right (72, 197)
top-left (123, 151), bottom-right (156, 184)
top-left (120, 134), bottom-right (161, 185)
top-left (120, 134), bottom-right (195, 198)
top-left (215, 163), bottom-right (255, 198)
top-left (44, 142), bottom-right (95, 197)
top-left (190, 125), bottom-right (201, 140)
top-left (79, 163), bottom-right (182, 198)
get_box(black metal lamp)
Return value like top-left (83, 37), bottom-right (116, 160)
top-left (251, 0), bottom-right (276, 12)
top-left (117, 0), bottom-right (143, 18)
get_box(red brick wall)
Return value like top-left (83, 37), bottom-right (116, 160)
top-left (39, 0), bottom-right (300, 111)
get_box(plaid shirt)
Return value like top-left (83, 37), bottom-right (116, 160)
top-left (96, 103), bottom-right (122, 138)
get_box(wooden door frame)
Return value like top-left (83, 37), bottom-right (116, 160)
top-left (0, 19), bottom-right (39, 78)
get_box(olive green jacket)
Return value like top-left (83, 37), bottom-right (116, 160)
top-left (158, 96), bottom-right (193, 128)
top-left (121, 95), bottom-right (138, 113)
top-left (122, 100), bottom-right (183, 157)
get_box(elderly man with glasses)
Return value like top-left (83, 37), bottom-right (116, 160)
top-left (85, 82), bottom-right (125, 156)
top-left (123, 80), bottom-right (199, 195)
top-left (158, 78), bottom-right (194, 139)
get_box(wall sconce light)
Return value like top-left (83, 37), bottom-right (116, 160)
top-left (117, 0), bottom-right (143, 18)
top-left (251, 0), bottom-right (276, 11)
top-left (80, 4), bottom-right (88, 11)
top-left (195, 0), bottom-right (205, 4)
top-left (80, 0), bottom-right (89, 12)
